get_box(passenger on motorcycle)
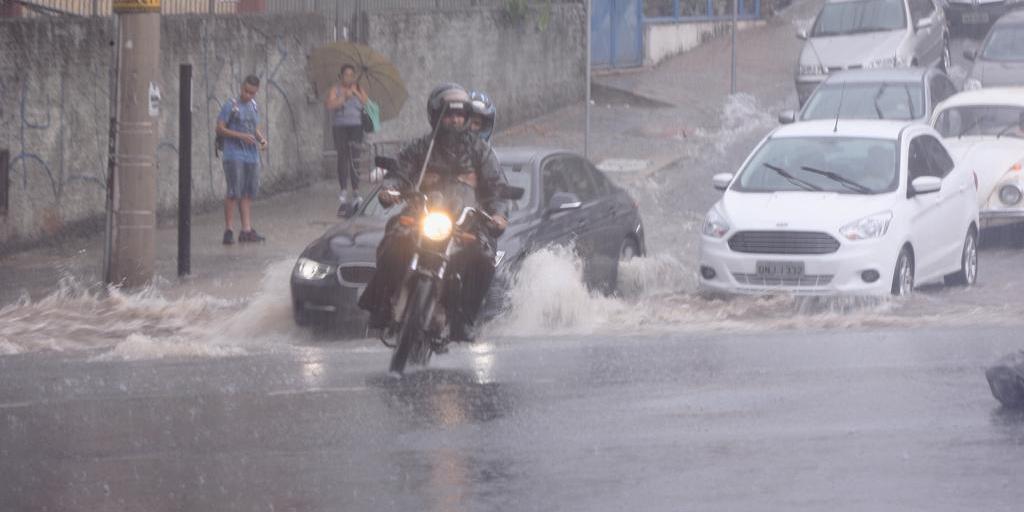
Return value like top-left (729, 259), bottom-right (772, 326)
top-left (468, 90), bottom-right (496, 142)
top-left (358, 83), bottom-right (510, 341)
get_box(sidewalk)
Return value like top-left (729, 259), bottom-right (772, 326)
top-left (0, 0), bottom-right (822, 307)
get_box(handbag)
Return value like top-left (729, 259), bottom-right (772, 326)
top-left (361, 99), bottom-right (381, 133)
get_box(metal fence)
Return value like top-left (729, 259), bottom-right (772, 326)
top-left (4, 0), bottom-right (580, 17)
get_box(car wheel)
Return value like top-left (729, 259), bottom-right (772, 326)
top-left (944, 228), bottom-right (978, 286)
top-left (620, 237), bottom-right (640, 262)
top-left (891, 247), bottom-right (914, 297)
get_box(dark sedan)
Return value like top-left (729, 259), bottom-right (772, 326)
top-left (963, 9), bottom-right (1024, 90)
top-left (290, 147), bottom-right (646, 335)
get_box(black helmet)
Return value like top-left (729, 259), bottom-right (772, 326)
top-left (468, 90), bottom-right (496, 142)
top-left (427, 83), bottom-right (471, 129)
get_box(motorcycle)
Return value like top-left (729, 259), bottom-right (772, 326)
top-left (374, 157), bottom-right (522, 374)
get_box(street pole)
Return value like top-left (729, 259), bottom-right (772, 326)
top-left (178, 64), bottom-right (192, 278)
top-left (731, 0), bottom-right (738, 94)
top-left (585, 0), bottom-right (591, 160)
top-left (108, 0), bottom-right (161, 288)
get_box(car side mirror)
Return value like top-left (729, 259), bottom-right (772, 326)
top-left (546, 191), bottom-right (582, 214)
top-left (778, 110), bottom-right (797, 124)
top-left (915, 18), bottom-right (933, 30)
top-left (910, 176), bottom-right (942, 195)
top-left (796, 29), bottom-right (808, 40)
top-left (963, 49), bottom-right (977, 61)
top-left (713, 173), bottom-right (734, 191)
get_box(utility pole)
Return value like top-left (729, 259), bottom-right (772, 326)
top-left (730, 0), bottom-right (738, 94)
top-left (585, 0), bottom-right (591, 159)
top-left (107, 0), bottom-right (161, 287)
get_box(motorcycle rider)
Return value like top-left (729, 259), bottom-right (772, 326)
top-left (468, 90), bottom-right (496, 142)
top-left (358, 83), bottom-right (510, 341)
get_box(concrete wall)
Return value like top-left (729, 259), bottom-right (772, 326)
top-left (364, 4), bottom-right (586, 143)
top-left (0, 14), bottom-right (333, 251)
top-left (645, 19), bottom-right (764, 66)
top-left (0, 5), bottom-right (586, 251)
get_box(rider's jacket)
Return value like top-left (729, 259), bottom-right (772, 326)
top-left (389, 130), bottom-right (510, 219)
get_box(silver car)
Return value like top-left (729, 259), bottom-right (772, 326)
top-left (781, 67), bottom-right (958, 123)
top-left (963, 9), bottom-right (1024, 90)
top-left (796, 0), bottom-right (951, 106)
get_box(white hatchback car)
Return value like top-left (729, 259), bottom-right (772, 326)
top-left (930, 87), bottom-right (1024, 228)
top-left (699, 120), bottom-right (980, 296)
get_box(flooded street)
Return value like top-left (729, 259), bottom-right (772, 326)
top-left (4, 0), bottom-right (1024, 509)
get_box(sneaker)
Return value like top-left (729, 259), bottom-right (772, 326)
top-left (239, 230), bottom-right (266, 243)
top-left (222, 229), bottom-right (234, 245)
top-left (337, 202), bottom-right (349, 218)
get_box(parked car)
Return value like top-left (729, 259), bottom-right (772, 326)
top-left (931, 87), bottom-right (1024, 227)
top-left (780, 67), bottom-right (957, 124)
top-left (699, 119), bottom-right (980, 296)
top-left (963, 9), bottom-right (1024, 90)
top-left (795, 0), bottom-right (951, 106)
top-left (290, 147), bottom-right (646, 334)
top-left (944, 0), bottom-right (1024, 36)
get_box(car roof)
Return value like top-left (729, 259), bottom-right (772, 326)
top-left (772, 119), bottom-right (916, 139)
top-left (995, 9), bottom-right (1024, 25)
top-left (936, 88), bottom-right (1024, 109)
top-left (823, 67), bottom-right (930, 85)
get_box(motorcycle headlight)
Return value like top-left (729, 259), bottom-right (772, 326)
top-left (840, 211), bottom-right (892, 241)
top-left (999, 185), bottom-right (1023, 206)
top-left (294, 257), bottom-right (331, 280)
top-left (964, 78), bottom-right (983, 91)
top-left (702, 208), bottom-right (731, 239)
top-left (865, 56), bottom-right (898, 69)
top-left (422, 212), bottom-right (453, 241)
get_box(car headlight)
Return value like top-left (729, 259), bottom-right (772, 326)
top-left (294, 257), bottom-right (332, 280)
top-left (702, 208), bottom-right (731, 238)
top-left (422, 212), bottom-right (453, 241)
top-left (840, 211), bottom-right (893, 241)
top-left (999, 185), bottom-right (1023, 206)
top-left (865, 56), bottom-right (898, 69)
top-left (798, 64), bottom-right (826, 76)
top-left (964, 78), bottom-right (983, 91)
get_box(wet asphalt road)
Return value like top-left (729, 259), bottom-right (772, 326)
top-left (3, 326), bottom-right (1024, 511)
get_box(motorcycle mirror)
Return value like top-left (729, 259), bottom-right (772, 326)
top-left (374, 156), bottom-right (399, 173)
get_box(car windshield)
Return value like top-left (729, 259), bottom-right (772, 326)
top-left (802, 82), bottom-right (924, 121)
top-left (734, 136), bottom-right (899, 194)
top-left (981, 25), bottom-right (1024, 62)
top-left (358, 163), bottom-right (535, 219)
top-left (811, 0), bottom-right (906, 37)
top-left (934, 105), bottom-right (1024, 139)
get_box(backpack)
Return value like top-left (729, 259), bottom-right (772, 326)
top-left (215, 98), bottom-right (258, 158)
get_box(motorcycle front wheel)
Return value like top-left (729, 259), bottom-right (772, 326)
top-left (389, 276), bottom-right (435, 374)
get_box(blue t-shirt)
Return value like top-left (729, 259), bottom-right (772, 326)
top-left (218, 98), bottom-right (260, 164)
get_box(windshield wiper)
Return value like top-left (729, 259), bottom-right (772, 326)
top-left (874, 83), bottom-right (888, 119)
top-left (763, 163), bottom-right (822, 191)
top-left (958, 115), bottom-right (989, 138)
top-left (996, 120), bottom-right (1023, 139)
top-left (799, 165), bottom-right (873, 194)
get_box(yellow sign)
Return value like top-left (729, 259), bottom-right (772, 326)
top-left (112, 0), bottom-right (160, 13)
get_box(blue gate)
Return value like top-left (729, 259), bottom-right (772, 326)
top-left (592, 0), bottom-right (644, 68)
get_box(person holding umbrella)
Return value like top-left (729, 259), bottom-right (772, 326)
top-left (326, 64), bottom-right (369, 217)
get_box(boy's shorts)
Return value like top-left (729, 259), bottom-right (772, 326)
top-left (223, 159), bottom-right (260, 199)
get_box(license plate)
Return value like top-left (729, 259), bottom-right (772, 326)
top-left (962, 12), bottom-right (989, 24)
top-left (756, 261), bottom-right (805, 277)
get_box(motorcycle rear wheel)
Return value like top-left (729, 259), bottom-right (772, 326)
top-left (389, 277), bottom-right (435, 374)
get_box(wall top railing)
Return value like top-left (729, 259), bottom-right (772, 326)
top-left (643, 0), bottom-right (762, 23)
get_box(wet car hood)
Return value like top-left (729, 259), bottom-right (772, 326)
top-left (969, 59), bottom-right (1024, 88)
top-left (719, 191), bottom-right (896, 232)
top-left (801, 30), bottom-right (907, 69)
top-left (943, 137), bottom-right (1024, 203)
